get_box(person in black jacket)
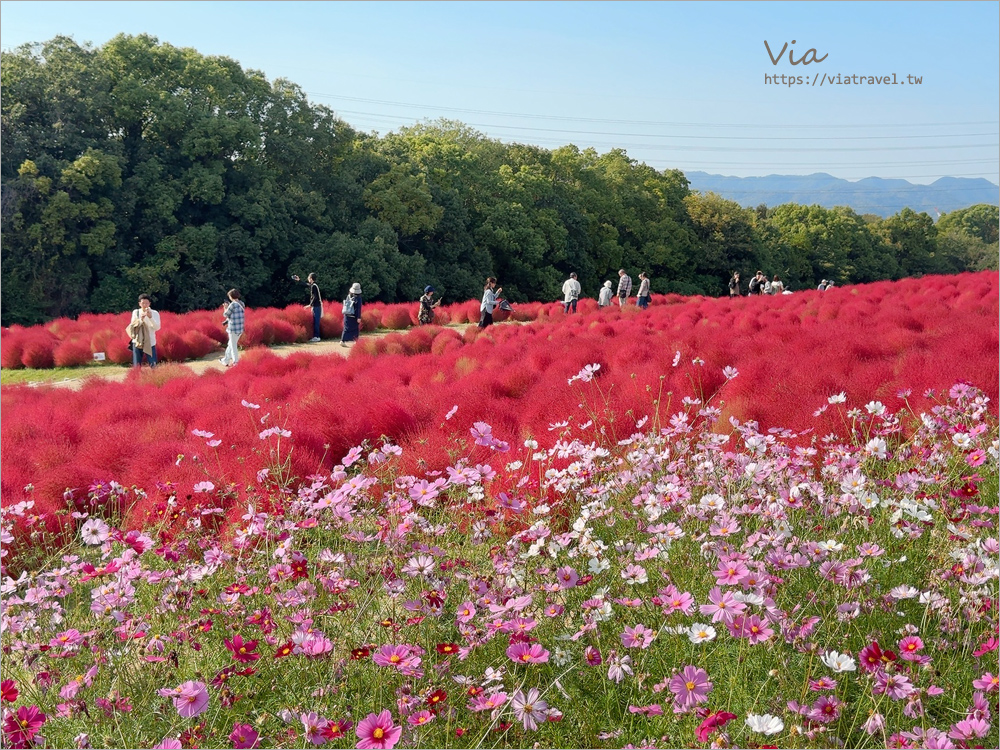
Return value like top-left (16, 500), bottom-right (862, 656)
top-left (292, 273), bottom-right (323, 341)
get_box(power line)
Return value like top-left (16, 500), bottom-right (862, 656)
top-left (331, 108), bottom-right (996, 141)
top-left (309, 91), bottom-right (999, 130)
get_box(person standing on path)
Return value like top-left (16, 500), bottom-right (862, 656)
top-left (291, 273), bottom-right (323, 341)
top-left (636, 272), bottom-right (651, 309)
top-left (617, 269), bottom-right (632, 308)
top-left (220, 289), bottom-right (245, 367)
top-left (562, 273), bottom-right (582, 314)
top-left (341, 283), bottom-right (363, 346)
top-left (127, 294), bottom-right (161, 368)
top-left (479, 277), bottom-right (502, 328)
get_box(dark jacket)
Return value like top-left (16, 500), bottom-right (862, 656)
top-left (295, 279), bottom-right (322, 309)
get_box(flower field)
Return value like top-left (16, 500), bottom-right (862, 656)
top-left (1, 272), bottom-right (998, 749)
top-left (0, 297), bottom-right (542, 370)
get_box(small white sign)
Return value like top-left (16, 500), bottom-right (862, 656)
top-left (93, 352), bottom-right (106, 361)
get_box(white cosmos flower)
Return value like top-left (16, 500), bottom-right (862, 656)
top-left (865, 437), bottom-right (888, 459)
top-left (746, 714), bottom-right (784, 735)
top-left (828, 392), bottom-right (847, 404)
top-left (688, 624), bottom-right (717, 643)
top-left (80, 518), bottom-right (111, 546)
top-left (952, 433), bottom-right (971, 449)
top-left (889, 585), bottom-right (919, 600)
top-left (820, 650), bottom-right (857, 673)
top-left (865, 400), bottom-right (886, 416)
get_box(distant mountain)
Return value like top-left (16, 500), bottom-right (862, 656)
top-left (685, 172), bottom-right (999, 218)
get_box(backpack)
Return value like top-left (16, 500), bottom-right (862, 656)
top-left (342, 296), bottom-right (356, 316)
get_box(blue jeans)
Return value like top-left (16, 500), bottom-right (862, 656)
top-left (637, 295), bottom-right (649, 309)
top-left (563, 299), bottom-right (578, 314)
top-left (132, 345), bottom-right (157, 367)
top-left (312, 307), bottom-right (322, 339)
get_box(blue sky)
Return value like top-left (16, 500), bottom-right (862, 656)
top-left (3, 1), bottom-right (998, 185)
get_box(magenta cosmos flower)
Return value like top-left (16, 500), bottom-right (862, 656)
top-left (229, 723), bottom-right (260, 749)
top-left (669, 665), bottom-right (712, 711)
top-left (2, 705), bottom-right (46, 746)
top-left (506, 642), bottom-right (550, 664)
top-left (224, 634), bottom-right (261, 663)
top-left (355, 710), bottom-right (402, 750)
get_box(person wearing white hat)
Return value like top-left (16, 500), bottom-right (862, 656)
top-left (598, 280), bottom-right (613, 308)
top-left (341, 283), bottom-right (363, 346)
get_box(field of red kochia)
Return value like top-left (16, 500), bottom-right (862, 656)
top-left (1, 272), bottom-right (996, 541)
top-left (0, 297), bottom-right (544, 369)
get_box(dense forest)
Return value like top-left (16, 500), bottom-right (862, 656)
top-left (2, 35), bottom-right (997, 325)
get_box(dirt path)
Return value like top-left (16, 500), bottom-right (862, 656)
top-left (25, 323), bottom-right (479, 390)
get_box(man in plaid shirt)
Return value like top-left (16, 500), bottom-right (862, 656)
top-left (616, 269), bottom-right (633, 308)
top-left (221, 288), bottom-right (245, 367)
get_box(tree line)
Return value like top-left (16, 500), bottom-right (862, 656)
top-left (2, 35), bottom-right (997, 326)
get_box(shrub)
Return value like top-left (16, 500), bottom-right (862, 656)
top-left (1, 331), bottom-right (26, 369)
top-left (360, 308), bottom-right (381, 332)
top-left (53, 337), bottom-right (95, 368)
top-left (381, 305), bottom-right (413, 330)
top-left (20, 335), bottom-right (56, 368)
top-left (155, 331), bottom-right (191, 363)
top-left (319, 314), bottom-right (344, 338)
top-left (181, 330), bottom-right (220, 360)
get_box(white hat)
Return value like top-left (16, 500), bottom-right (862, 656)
top-left (604, 280), bottom-right (612, 288)
top-left (349, 283), bottom-right (362, 294)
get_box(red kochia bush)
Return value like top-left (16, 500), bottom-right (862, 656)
top-left (53, 337), bottom-right (94, 368)
top-left (21, 336), bottom-right (57, 369)
top-left (381, 306), bottom-right (413, 330)
top-left (1, 330), bottom-right (26, 369)
top-left (360, 308), bottom-right (381, 332)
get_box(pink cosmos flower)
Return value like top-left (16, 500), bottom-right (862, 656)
top-left (973, 672), bottom-right (999, 692)
top-left (699, 587), bottom-right (746, 623)
top-left (873, 671), bottom-right (914, 700)
top-left (668, 665), bottom-right (712, 711)
top-left (229, 723), bottom-right (260, 749)
top-left (712, 560), bottom-right (749, 585)
top-left (165, 681), bottom-right (209, 718)
top-left (373, 645), bottom-right (412, 669)
top-left (628, 704), bottom-right (663, 716)
top-left (898, 635), bottom-right (924, 661)
top-left (658, 585), bottom-right (695, 615)
top-left (468, 690), bottom-right (508, 712)
top-left (555, 566), bottom-right (579, 589)
top-left (153, 740), bottom-right (182, 750)
top-left (731, 614), bottom-right (774, 645)
top-left (510, 688), bottom-right (549, 731)
top-left (406, 710), bottom-right (435, 727)
top-left (506, 642), bottom-right (550, 664)
top-left (2, 705), bottom-right (46, 746)
top-left (456, 601), bottom-right (476, 623)
top-left (584, 646), bottom-right (603, 666)
top-left (301, 712), bottom-right (329, 746)
top-left (621, 623), bottom-right (655, 649)
top-left (355, 710), bottom-right (402, 750)
top-left (948, 717), bottom-right (990, 741)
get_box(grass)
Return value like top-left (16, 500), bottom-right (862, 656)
top-left (0, 363), bottom-right (126, 385)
